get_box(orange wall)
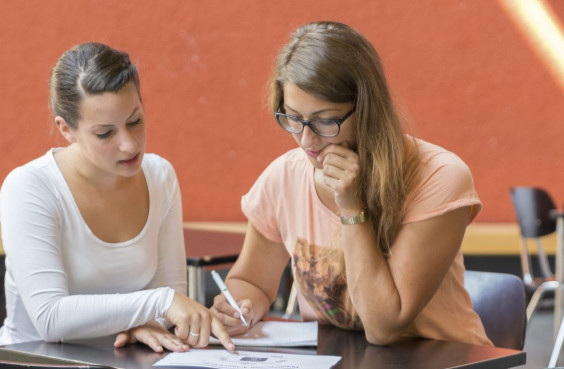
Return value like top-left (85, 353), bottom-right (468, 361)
top-left (1, 0), bottom-right (563, 223)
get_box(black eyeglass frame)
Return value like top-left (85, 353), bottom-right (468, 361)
top-left (274, 103), bottom-right (356, 137)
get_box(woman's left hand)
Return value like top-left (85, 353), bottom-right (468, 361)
top-left (114, 321), bottom-right (190, 353)
top-left (317, 143), bottom-right (363, 213)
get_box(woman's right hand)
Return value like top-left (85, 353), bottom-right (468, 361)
top-left (166, 293), bottom-right (235, 351)
top-left (211, 293), bottom-right (254, 336)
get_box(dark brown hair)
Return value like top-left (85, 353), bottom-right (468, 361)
top-left (49, 42), bottom-right (140, 128)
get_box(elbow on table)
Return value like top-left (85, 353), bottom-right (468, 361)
top-left (34, 317), bottom-right (67, 343)
top-left (364, 327), bottom-right (404, 346)
top-left (36, 325), bottom-right (65, 343)
top-left (37, 331), bottom-right (63, 343)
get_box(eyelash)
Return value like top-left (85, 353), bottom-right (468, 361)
top-left (96, 119), bottom-right (142, 139)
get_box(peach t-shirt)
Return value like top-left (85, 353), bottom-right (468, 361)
top-left (241, 138), bottom-right (492, 346)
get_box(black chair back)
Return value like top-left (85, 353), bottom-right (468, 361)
top-left (510, 187), bottom-right (556, 238)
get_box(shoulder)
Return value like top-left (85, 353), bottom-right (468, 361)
top-left (0, 150), bottom-right (64, 221)
top-left (403, 139), bottom-right (481, 223)
top-left (1, 150), bottom-right (59, 195)
top-left (142, 153), bottom-right (175, 173)
top-left (142, 153), bottom-right (178, 186)
top-left (416, 139), bottom-right (474, 186)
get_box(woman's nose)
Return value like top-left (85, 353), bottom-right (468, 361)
top-left (119, 131), bottom-right (138, 153)
top-left (299, 125), bottom-right (318, 147)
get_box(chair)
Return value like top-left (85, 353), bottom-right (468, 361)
top-left (464, 270), bottom-right (527, 350)
top-left (510, 186), bottom-right (559, 321)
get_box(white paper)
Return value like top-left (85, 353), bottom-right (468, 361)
top-left (153, 349), bottom-right (341, 369)
top-left (209, 321), bottom-right (318, 347)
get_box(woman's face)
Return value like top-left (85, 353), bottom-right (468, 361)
top-left (64, 82), bottom-right (146, 178)
top-left (282, 82), bottom-right (356, 169)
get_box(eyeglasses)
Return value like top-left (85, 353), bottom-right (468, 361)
top-left (275, 104), bottom-right (356, 137)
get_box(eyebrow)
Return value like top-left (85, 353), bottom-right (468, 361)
top-left (93, 107), bottom-right (141, 128)
top-left (283, 104), bottom-right (342, 116)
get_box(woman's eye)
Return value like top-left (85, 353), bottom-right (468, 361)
top-left (96, 131), bottom-right (112, 139)
top-left (318, 119), bottom-right (338, 126)
top-left (128, 119), bottom-right (142, 126)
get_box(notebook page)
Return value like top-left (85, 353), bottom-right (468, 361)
top-left (210, 321), bottom-right (318, 347)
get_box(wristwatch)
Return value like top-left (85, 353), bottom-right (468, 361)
top-left (340, 207), bottom-right (369, 225)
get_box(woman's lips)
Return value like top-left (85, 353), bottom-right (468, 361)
top-left (305, 149), bottom-right (319, 159)
top-left (119, 153), bottom-right (140, 166)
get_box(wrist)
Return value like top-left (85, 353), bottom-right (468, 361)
top-left (340, 207), bottom-right (369, 225)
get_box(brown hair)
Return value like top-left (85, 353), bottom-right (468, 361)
top-left (49, 42), bottom-right (140, 128)
top-left (269, 21), bottom-right (420, 255)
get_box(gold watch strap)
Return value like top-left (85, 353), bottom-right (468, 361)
top-left (340, 207), bottom-right (369, 225)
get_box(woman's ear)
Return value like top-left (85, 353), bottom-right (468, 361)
top-left (54, 116), bottom-right (76, 143)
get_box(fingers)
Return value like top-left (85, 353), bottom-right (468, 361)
top-left (317, 144), bottom-right (362, 211)
top-left (212, 295), bottom-right (253, 336)
top-left (113, 332), bottom-right (132, 348)
top-left (317, 143), bottom-right (356, 163)
top-left (211, 316), bottom-right (235, 351)
top-left (167, 293), bottom-right (225, 348)
top-left (142, 332), bottom-right (165, 353)
top-left (187, 314), bottom-right (202, 347)
top-left (115, 324), bottom-right (190, 353)
top-left (239, 300), bottom-right (254, 327)
top-left (166, 293), bottom-right (205, 341)
top-left (152, 332), bottom-right (189, 353)
top-left (319, 145), bottom-right (359, 179)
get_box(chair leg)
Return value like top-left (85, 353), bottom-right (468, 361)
top-left (549, 315), bottom-right (564, 367)
top-left (527, 287), bottom-right (546, 322)
top-left (527, 281), bottom-right (559, 322)
top-left (282, 283), bottom-right (298, 319)
top-left (536, 238), bottom-right (554, 279)
top-left (520, 238), bottom-right (534, 286)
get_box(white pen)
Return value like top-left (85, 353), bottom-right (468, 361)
top-left (211, 270), bottom-right (248, 326)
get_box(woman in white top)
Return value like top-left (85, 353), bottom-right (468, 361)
top-left (0, 42), bottom-right (233, 352)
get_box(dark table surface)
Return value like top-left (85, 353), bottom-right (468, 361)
top-left (1, 325), bottom-right (525, 369)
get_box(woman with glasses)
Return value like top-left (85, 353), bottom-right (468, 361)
top-left (0, 42), bottom-right (233, 352)
top-left (212, 21), bottom-right (491, 346)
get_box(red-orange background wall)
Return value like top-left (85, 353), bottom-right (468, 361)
top-left (1, 0), bottom-right (563, 223)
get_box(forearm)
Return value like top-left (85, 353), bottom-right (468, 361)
top-left (35, 287), bottom-right (175, 342)
top-left (341, 208), bottom-right (470, 345)
top-left (341, 222), bottom-right (408, 344)
top-left (225, 276), bottom-right (273, 324)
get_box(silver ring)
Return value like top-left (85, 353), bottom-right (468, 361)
top-left (189, 331), bottom-right (200, 337)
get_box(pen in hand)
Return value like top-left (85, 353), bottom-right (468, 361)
top-left (211, 270), bottom-right (249, 326)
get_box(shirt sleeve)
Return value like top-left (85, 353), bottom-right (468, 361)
top-left (403, 150), bottom-right (482, 224)
top-left (0, 164), bottom-right (177, 342)
top-left (241, 158), bottom-right (284, 243)
top-left (145, 158), bottom-right (187, 326)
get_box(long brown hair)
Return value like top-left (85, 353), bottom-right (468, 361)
top-left (269, 21), bottom-right (420, 255)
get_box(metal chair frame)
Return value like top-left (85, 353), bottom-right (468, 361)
top-left (510, 186), bottom-right (558, 322)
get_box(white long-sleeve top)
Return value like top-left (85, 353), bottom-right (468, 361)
top-left (0, 149), bottom-right (187, 344)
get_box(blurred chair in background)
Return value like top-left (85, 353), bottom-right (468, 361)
top-left (510, 186), bottom-right (558, 322)
top-left (464, 270), bottom-right (526, 350)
